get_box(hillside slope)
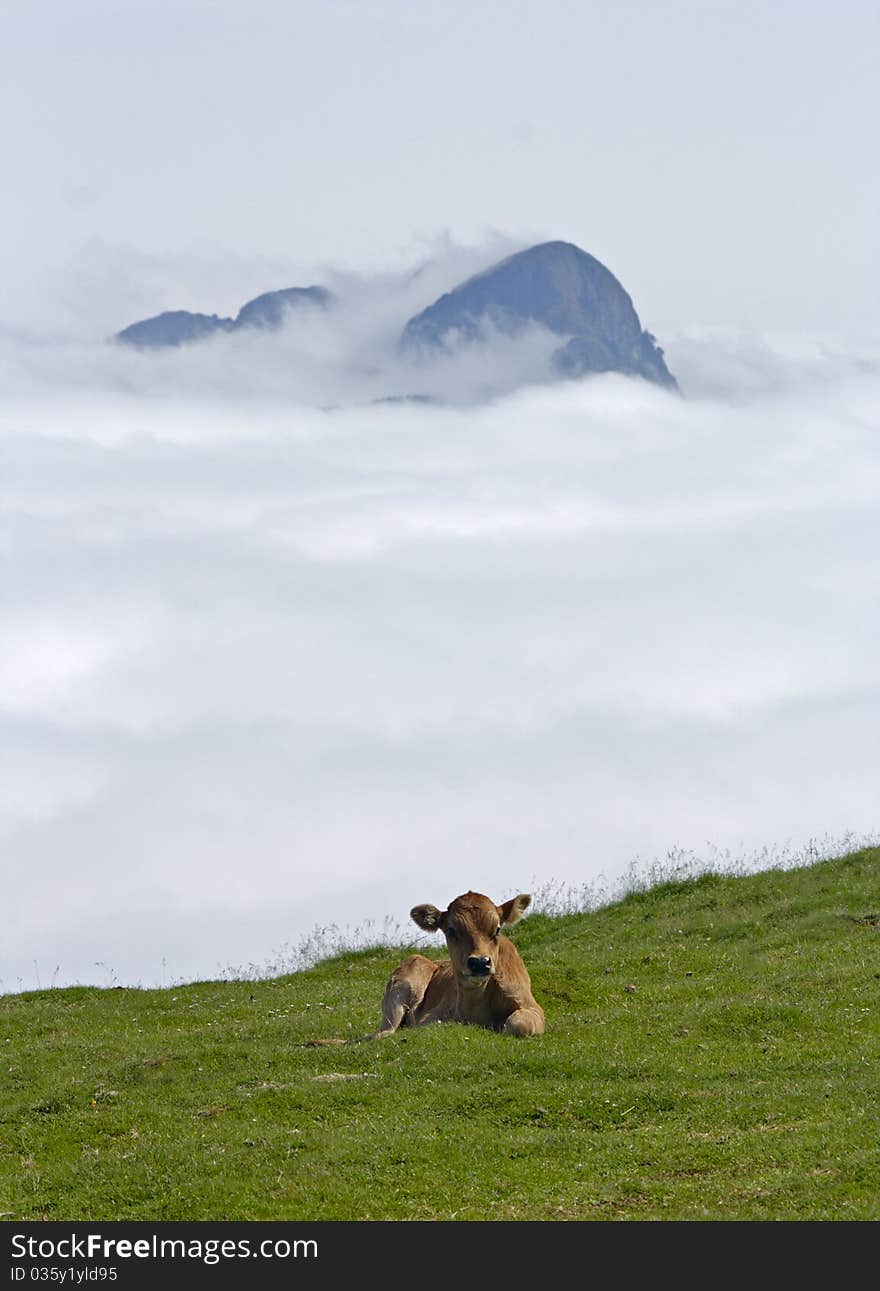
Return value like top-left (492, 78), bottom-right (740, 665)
top-left (1, 848), bottom-right (878, 1220)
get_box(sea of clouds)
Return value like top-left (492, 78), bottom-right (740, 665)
top-left (2, 251), bottom-right (879, 991)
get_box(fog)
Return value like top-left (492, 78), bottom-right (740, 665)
top-left (2, 291), bottom-right (879, 991)
top-left (0, 236), bottom-right (560, 408)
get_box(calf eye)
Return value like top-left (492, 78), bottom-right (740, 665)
top-left (446, 926), bottom-right (458, 941)
top-left (492, 928), bottom-right (501, 940)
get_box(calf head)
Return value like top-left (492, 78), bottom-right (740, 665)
top-left (411, 890), bottom-right (531, 986)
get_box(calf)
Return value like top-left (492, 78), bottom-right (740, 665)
top-left (376, 890), bottom-right (545, 1037)
top-left (308, 891), bottom-right (544, 1044)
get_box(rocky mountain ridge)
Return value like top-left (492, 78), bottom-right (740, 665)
top-left (115, 241), bottom-right (675, 389)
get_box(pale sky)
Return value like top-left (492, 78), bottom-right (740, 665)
top-left (2, 0), bottom-right (879, 336)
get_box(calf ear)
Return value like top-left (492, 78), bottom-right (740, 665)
top-left (498, 894), bottom-right (532, 926)
top-left (411, 903), bottom-right (444, 931)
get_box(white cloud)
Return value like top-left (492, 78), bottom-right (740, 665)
top-left (2, 317), bottom-right (879, 991)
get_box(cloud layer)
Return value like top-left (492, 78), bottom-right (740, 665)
top-left (2, 315), bottom-right (879, 990)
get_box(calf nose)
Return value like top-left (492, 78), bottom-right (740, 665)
top-left (467, 955), bottom-right (492, 975)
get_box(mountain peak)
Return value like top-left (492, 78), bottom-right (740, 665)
top-left (115, 285), bottom-right (332, 349)
top-left (400, 240), bottom-right (676, 388)
top-left (112, 240), bottom-right (675, 392)
top-left (234, 286), bottom-right (332, 331)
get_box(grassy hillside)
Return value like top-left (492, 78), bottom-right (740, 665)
top-left (1, 848), bottom-right (878, 1221)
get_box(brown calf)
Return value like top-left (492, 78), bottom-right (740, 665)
top-left (374, 890), bottom-right (545, 1038)
top-left (308, 891), bottom-right (544, 1045)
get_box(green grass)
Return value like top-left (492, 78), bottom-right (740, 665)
top-left (2, 848), bottom-right (878, 1220)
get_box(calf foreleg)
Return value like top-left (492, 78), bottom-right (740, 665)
top-left (502, 1006), bottom-right (545, 1036)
